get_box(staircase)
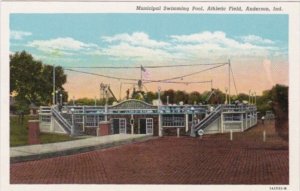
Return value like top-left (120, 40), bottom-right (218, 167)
top-left (51, 106), bottom-right (72, 134)
top-left (194, 105), bottom-right (222, 134)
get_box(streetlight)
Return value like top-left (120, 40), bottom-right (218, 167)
top-left (70, 108), bottom-right (75, 136)
top-left (158, 87), bottom-right (161, 105)
top-left (254, 92), bottom-right (256, 105)
top-left (60, 93), bottom-right (62, 106)
top-left (248, 90), bottom-right (252, 104)
top-left (190, 107), bottom-right (196, 137)
top-left (225, 87), bottom-right (228, 104)
top-left (55, 90), bottom-right (59, 105)
top-left (73, 96), bottom-right (75, 106)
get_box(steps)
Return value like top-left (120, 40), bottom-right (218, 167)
top-left (193, 105), bottom-right (222, 135)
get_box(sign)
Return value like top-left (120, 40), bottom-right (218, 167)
top-left (198, 129), bottom-right (204, 136)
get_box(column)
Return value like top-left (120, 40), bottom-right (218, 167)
top-left (241, 113), bottom-right (244, 131)
top-left (185, 114), bottom-right (189, 132)
top-left (158, 114), bottom-right (162, 137)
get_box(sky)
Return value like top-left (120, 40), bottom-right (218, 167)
top-left (10, 14), bottom-right (288, 99)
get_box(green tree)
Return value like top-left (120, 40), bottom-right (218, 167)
top-left (10, 51), bottom-right (68, 110)
top-left (188, 91), bottom-right (201, 104)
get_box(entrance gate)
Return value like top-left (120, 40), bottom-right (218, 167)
top-left (139, 118), bottom-right (153, 134)
top-left (112, 118), bottom-right (126, 134)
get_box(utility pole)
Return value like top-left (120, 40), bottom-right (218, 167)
top-left (228, 59), bottom-right (231, 104)
top-left (53, 64), bottom-right (55, 105)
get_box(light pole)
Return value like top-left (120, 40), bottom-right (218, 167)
top-left (60, 93), bottom-right (62, 106)
top-left (249, 90), bottom-right (252, 104)
top-left (53, 64), bottom-right (55, 105)
top-left (158, 87), bottom-right (161, 105)
top-left (167, 96), bottom-right (169, 105)
top-left (70, 108), bottom-right (75, 136)
top-left (73, 96), bottom-right (75, 106)
top-left (94, 96), bottom-right (97, 106)
top-left (55, 90), bottom-right (59, 105)
top-left (225, 87), bottom-right (228, 104)
top-left (254, 92), bottom-right (256, 105)
top-left (190, 107), bottom-right (196, 137)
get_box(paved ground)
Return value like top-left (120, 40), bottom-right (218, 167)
top-left (10, 120), bottom-right (288, 184)
top-left (10, 134), bottom-right (153, 163)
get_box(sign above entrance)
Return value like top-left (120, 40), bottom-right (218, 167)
top-left (110, 99), bottom-right (157, 110)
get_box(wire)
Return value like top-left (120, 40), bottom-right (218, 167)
top-left (144, 80), bottom-right (212, 85)
top-left (65, 68), bottom-right (139, 81)
top-left (63, 62), bottom-right (227, 69)
top-left (144, 64), bottom-right (227, 83)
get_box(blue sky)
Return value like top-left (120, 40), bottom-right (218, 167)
top-left (10, 14), bottom-right (288, 98)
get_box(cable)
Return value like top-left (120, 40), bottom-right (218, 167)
top-left (65, 68), bottom-right (139, 81)
top-left (144, 64), bottom-right (227, 83)
top-left (63, 62), bottom-right (227, 69)
top-left (144, 80), bottom-right (212, 85)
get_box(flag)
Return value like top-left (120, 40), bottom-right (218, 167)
top-left (141, 65), bottom-right (146, 72)
top-left (142, 70), bottom-right (150, 80)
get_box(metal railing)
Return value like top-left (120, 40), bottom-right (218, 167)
top-left (52, 106), bottom-right (72, 134)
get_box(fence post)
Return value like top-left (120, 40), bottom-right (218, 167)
top-left (263, 130), bottom-right (266, 142)
top-left (230, 130), bottom-right (233, 141)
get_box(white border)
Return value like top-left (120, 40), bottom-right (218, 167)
top-left (1, 2), bottom-right (299, 191)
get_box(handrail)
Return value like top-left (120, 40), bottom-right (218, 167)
top-left (51, 106), bottom-right (72, 133)
top-left (194, 105), bottom-right (222, 131)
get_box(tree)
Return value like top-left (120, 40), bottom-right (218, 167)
top-left (161, 89), bottom-right (175, 104)
top-left (174, 90), bottom-right (188, 104)
top-left (10, 51), bottom-right (68, 110)
top-left (188, 91), bottom-right (201, 104)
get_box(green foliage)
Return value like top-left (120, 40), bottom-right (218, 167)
top-left (10, 51), bottom-right (68, 111)
top-left (271, 84), bottom-right (288, 113)
top-left (10, 115), bottom-right (78, 147)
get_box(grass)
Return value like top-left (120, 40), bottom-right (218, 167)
top-left (10, 115), bottom-right (79, 147)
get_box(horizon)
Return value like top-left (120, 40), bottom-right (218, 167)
top-left (10, 14), bottom-right (288, 99)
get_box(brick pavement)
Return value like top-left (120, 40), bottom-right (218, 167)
top-left (10, 120), bottom-right (288, 184)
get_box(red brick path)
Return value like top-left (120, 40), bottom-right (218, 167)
top-left (10, 121), bottom-right (288, 184)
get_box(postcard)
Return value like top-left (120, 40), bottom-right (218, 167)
top-left (0, 1), bottom-right (299, 191)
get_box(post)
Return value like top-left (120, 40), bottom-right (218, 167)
top-left (73, 96), bottom-right (75, 106)
top-left (71, 108), bottom-right (75, 136)
top-left (55, 90), bottom-right (58, 105)
top-left (167, 96), bottom-right (169, 105)
top-left (131, 114), bottom-right (134, 135)
top-left (249, 90), bottom-right (251, 104)
top-left (190, 107), bottom-right (196, 137)
top-left (94, 96), bottom-right (97, 106)
top-left (82, 106), bottom-right (85, 132)
top-left (158, 113), bottom-right (162, 137)
top-left (177, 128), bottom-right (180, 138)
top-left (185, 113), bottom-right (189, 132)
top-left (228, 59), bottom-right (231, 105)
top-left (230, 130), bottom-right (233, 141)
top-left (263, 130), bottom-right (266, 142)
top-left (28, 120), bottom-right (40, 145)
top-left (53, 64), bottom-right (55, 105)
top-left (60, 93), bottom-right (62, 106)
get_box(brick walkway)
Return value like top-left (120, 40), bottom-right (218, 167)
top-left (10, 121), bottom-right (288, 184)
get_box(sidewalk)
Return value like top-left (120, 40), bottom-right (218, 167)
top-left (10, 134), bottom-right (154, 163)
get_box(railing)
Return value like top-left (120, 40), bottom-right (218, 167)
top-left (52, 106), bottom-right (72, 134)
top-left (194, 105), bottom-right (222, 131)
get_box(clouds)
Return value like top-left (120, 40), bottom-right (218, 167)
top-left (241, 35), bottom-right (275, 45)
top-left (98, 31), bottom-right (282, 63)
top-left (27, 37), bottom-right (98, 55)
top-left (102, 32), bottom-right (169, 48)
top-left (14, 30), bottom-right (285, 64)
top-left (10, 30), bottom-right (32, 40)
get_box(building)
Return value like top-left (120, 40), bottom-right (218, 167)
top-left (39, 99), bottom-right (257, 137)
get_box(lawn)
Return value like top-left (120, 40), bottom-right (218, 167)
top-left (10, 115), bottom-right (79, 147)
